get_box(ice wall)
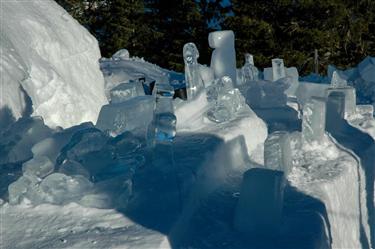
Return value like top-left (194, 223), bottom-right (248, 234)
top-left (0, 0), bottom-right (107, 128)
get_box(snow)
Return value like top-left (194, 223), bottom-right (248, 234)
top-left (1, 203), bottom-right (170, 249)
top-left (0, 0), bottom-right (107, 128)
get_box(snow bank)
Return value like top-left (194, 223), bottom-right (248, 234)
top-left (288, 133), bottom-right (371, 248)
top-left (0, 0), bottom-right (107, 128)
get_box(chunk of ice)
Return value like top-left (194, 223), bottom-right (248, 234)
top-left (96, 96), bottom-right (155, 136)
top-left (110, 81), bottom-right (145, 104)
top-left (40, 173), bottom-right (93, 205)
top-left (183, 43), bottom-right (205, 100)
top-left (112, 49), bottom-right (130, 60)
top-left (302, 97), bottom-right (326, 144)
top-left (264, 132), bottom-right (292, 175)
top-left (209, 30), bottom-right (237, 84)
top-left (22, 156), bottom-right (54, 179)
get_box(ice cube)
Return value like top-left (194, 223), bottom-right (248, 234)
top-left (209, 30), bottom-right (237, 85)
top-left (272, 58), bottom-right (286, 81)
top-left (96, 96), bottom-right (155, 136)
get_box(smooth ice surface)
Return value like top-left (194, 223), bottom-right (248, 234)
top-left (302, 97), bottom-right (326, 144)
top-left (326, 87), bottom-right (356, 117)
top-left (58, 159), bottom-right (90, 179)
top-left (245, 80), bottom-right (288, 108)
top-left (284, 67), bottom-right (299, 96)
top-left (234, 168), bottom-right (284, 236)
top-left (0, 0), bottom-right (107, 128)
top-left (209, 30), bottom-right (237, 84)
top-left (22, 156), bottom-right (54, 179)
top-left (96, 96), bottom-right (154, 136)
top-left (183, 43), bottom-right (205, 100)
top-left (109, 81), bottom-right (145, 104)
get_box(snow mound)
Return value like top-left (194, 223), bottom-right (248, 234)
top-left (0, 0), bottom-right (107, 128)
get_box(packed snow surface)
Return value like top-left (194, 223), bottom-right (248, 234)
top-left (0, 0), bottom-right (107, 129)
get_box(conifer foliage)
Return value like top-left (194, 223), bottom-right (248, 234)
top-left (56, 0), bottom-right (375, 74)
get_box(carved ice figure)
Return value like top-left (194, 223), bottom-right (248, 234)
top-left (208, 30), bottom-right (237, 85)
top-left (302, 97), bottom-right (326, 144)
top-left (234, 168), bottom-right (284, 236)
top-left (331, 71), bottom-right (348, 88)
top-left (183, 43), bottom-right (205, 99)
top-left (241, 53), bottom-right (259, 84)
top-left (148, 84), bottom-right (177, 146)
top-left (264, 131), bottom-right (292, 175)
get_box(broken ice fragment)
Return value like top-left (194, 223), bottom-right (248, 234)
top-left (331, 71), bottom-right (347, 88)
top-left (22, 156), bottom-right (54, 179)
top-left (58, 159), bottom-right (90, 179)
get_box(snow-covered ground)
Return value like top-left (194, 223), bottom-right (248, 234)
top-left (1, 1), bottom-right (374, 249)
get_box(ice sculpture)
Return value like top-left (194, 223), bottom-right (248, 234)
top-left (206, 76), bottom-right (246, 123)
top-left (148, 84), bottom-right (177, 146)
top-left (183, 43), bottom-right (205, 100)
top-left (208, 30), bottom-right (237, 84)
top-left (110, 81), bottom-right (145, 104)
top-left (240, 53), bottom-right (259, 84)
top-left (264, 132), bottom-right (292, 175)
top-left (199, 65), bottom-right (215, 87)
top-left (234, 168), bottom-right (284, 236)
top-left (302, 97), bottom-right (326, 144)
top-left (331, 71), bottom-right (347, 88)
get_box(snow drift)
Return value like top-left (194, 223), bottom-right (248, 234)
top-left (0, 0), bottom-right (107, 129)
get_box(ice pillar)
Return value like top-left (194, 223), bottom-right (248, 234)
top-left (183, 42), bottom-right (204, 100)
top-left (264, 131), bottom-right (292, 175)
top-left (208, 30), bottom-right (237, 85)
top-left (302, 97), bottom-right (326, 144)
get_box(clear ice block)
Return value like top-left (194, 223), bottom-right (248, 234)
top-left (183, 43), bottom-right (205, 100)
top-left (302, 97), bottom-right (326, 144)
